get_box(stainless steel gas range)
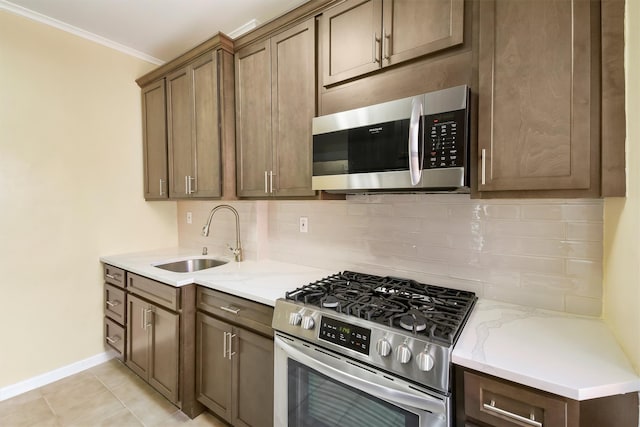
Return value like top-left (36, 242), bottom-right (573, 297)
top-left (272, 271), bottom-right (477, 427)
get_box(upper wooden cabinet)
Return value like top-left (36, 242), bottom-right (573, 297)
top-left (321, 0), bottom-right (464, 86)
top-left (475, 0), bottom-right (624, 197)
top-left (137, 33), bottom-right (236, 200)
top-left (167, 52), bottom-right (222, 199)
top-left (235, 18), bottom-right (316, 198)
top-left (141, 80), bottom-right (168, 200)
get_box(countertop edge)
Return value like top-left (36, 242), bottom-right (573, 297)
top-left (452, 356), bottom-right (640, 401)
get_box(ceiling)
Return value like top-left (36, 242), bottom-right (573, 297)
top-left (1, 0), bottom-right (309, 64)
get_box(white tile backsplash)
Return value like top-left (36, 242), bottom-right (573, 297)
top-left (178, 194), bottom-right (604, 316)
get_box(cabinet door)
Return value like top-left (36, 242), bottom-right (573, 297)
top-left (235, 40), bottom-right (273, 197)
top-left (191, 52), bottom-right (222, 198)
top-left (167, 67), bottom-right (194, 198)
top-left (232, 328), bottom-right (274, 427)
top-left (141, 80), bottom-right (168, 200)
top-left (321, 0), bottom-right (382, 86)
top-left (196, 312), bottom-right (233, 423)
top-left (271, 18), bottom-right (316, 197)
top-left (382, 0), bottom-right (463, 66)
top-left (126, 294), bottom-right (150, 380)
top-left (477, 0), bottom-right (593, 193)
top-left (148, 304), bottom-right (180, 404)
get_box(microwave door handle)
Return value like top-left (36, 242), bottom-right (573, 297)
top-left (408, 97), bottom-right (423, 186)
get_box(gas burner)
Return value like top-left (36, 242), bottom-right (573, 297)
top-left (399, 314), bottom-right (427, 332)
top-left (284, 270), bottom-right (477, 345)
top-left (322, 295), bottom-right (340, 308)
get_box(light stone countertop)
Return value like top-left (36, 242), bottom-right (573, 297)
top-left (452, 298), bottom-right (640, 401)
top-left (100, 249), bottom-right (639, 401)
top-left (99, 247), bottom-right (334, 306)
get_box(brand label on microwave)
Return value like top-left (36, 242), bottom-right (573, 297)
top-left (368, 127), bottom-right (383, 134)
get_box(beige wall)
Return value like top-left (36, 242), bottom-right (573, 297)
top-left (603, 1), bottom-right (640, 374)
top-left (0, 11), bottom-right (178, 388)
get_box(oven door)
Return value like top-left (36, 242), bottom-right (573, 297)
top-left (274, 333), bottom-right (450, 427)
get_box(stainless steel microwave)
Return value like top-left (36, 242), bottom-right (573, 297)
top-left (312, 85), bottom-right (470, 193)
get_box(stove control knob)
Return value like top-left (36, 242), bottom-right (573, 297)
top-left (376, 339), bottom-right (392, 357)
top-left (301, 315), bottom-right (315, 330)
top-left (416, 351), bottom-right (435, 372)
top-left (396, 344), bottom-right (412, 364)
top-left (289, 312), bottom-right (302, 326)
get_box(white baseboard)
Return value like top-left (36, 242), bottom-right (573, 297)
top-left (0, 351), bottom-right (116, 402)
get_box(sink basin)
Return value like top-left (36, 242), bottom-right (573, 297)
top-left (154, 258), bottom-right (228, 273)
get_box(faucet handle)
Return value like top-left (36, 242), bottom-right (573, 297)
top-left (226, 244), bottom-right (242, 262)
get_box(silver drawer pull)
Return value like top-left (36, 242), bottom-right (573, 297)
top-left (106, 336), bottom-right (121, 344)
top-left (220, 305), bottom-right (240, 315)
top-left (105, 274), bottom-right (116, 280)
top-left (483, 400), bottom-right (542, 427)
top-left (106, 300), bottom-right (120, 307)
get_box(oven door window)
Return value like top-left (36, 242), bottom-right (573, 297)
top-left (287, 359), bottom-right (419, 427)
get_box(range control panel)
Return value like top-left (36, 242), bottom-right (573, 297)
top-left (319, 316), bottom-right (371, 355)
top-left (425, 108), bottom-right (467, 169)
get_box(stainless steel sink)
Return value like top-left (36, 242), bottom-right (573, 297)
top-left (154, 258), bottom-right (228, 273)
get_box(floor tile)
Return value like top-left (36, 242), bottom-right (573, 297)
top-left (110, 374), bottom-right (180, 426)
top-left (90, 359), bottom-right (138, 391)
top-left (0, 395), bottom-right (58, 427)
top-left (0, 360), bottom-right (231, 427)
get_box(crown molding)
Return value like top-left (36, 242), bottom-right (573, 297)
top-left (0, 0), bottom-right (164, 65)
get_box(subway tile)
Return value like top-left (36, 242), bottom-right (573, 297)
top-left (566, 259), bottom-right (603, 279)
top-left (521, 273), bottom-right (602, 298)
top-left (566, 222), bottom-right (603, 241)
top-left (483, 284), bottom-right (565, 312)
top-left (565, 295), bottom-right (602, 316)
top-left (521, 203), bottom-right (603, 221)
top-left (480, 254), bottom-right (565, 275)
top-left (483, 220), bottom-right (565, 239)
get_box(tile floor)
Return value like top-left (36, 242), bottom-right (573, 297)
top-left (0, 359), bottom-right (227, 426)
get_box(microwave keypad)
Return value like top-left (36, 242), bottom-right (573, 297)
top-left (426, 109), bottom-right (466, 169)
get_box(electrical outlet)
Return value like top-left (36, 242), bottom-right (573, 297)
top-left (186, 212), bottom-right (192, 224)
top-left (299, 217), bottom-right (308, 233)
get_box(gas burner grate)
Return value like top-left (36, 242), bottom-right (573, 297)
top-left (286, 270), bottom-right (477, 345)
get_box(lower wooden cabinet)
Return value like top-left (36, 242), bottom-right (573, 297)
top-left (196, 287), bottom-right (274, 427)
top-left (127, 293), bottom-right (180, 404)
top-left (455, 366), bottom-right (639, 427)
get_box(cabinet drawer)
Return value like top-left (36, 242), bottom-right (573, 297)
top-left (197, 287), bottom-right (274, 337)
top-left (104, 317), bottom-right (125, 358)
top-left (105, 284), bottom-right (126, 324)
top-left (464, 371), bottom-right (567, 427)
top-left (103, 264), bottom-right (125, 288)
top-left (127, 273), bottom-right (179, 311)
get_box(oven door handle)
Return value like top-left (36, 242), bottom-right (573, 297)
top-left (276, 336), bottom-right (447, 414)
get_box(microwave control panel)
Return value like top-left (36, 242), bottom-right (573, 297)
top-left (425, 108), bottom-right (467, 169)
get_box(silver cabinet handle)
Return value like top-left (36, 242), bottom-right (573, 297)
top-left (142, 308), bottom-right (152, 330)
top-left (269, 171), bottom-right (275, 193)
top-left (228, 333), bottom-right (237, 359)
top-left (220, 305), bottom-right (240, 315)
top-left (264, 171), bottom-right (268, 194)
top-left (106, 335), bottom-right (120, 344)
top-left (483, 400), bottom-right (542, 427)
top-left (106, 300), bottom-right (120, 307)
top-left (481, 148), bottom-right (487, 185)
top-left (383, 28), bottom-right (391, 61)
top-left (408, 96), bottom-right (424, 185)
top-left (223, 331), bottom-right (228, 357)
top-left (189, 176), bottom-right (196, 194)
top-left (105, 274), bottom-right (116, 280)
top-left (372, 34), bottom-right (380, 63)
top-left (159, 178), bottom-right (164, 196)
top-left (185, 175), bottom-right (189, 195)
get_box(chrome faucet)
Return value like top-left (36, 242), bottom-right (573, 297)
top-left (201, 204), bottom-right (243, 262)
